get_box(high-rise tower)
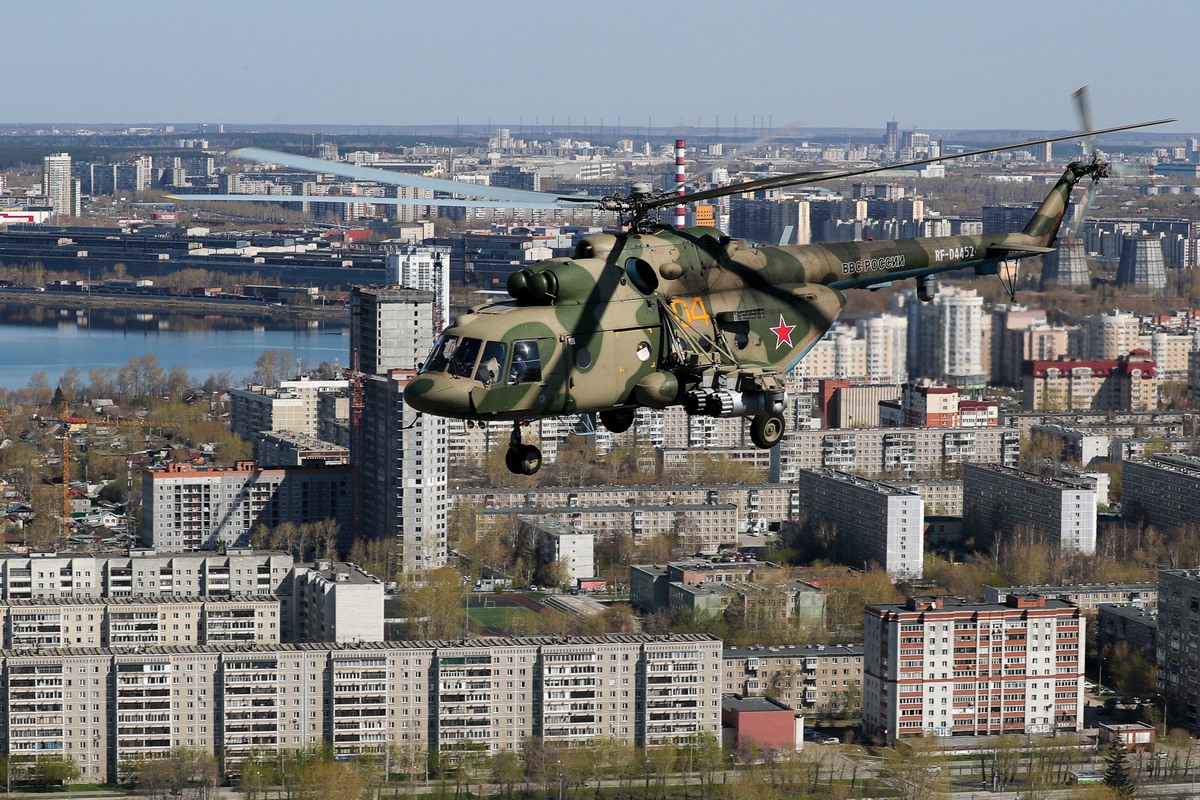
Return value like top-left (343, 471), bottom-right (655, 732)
top-left (349, 287), bottom-right (448, 575)
top-left (42, 153), bottom-right (79, 218)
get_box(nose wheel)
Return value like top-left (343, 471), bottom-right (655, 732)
top-left (750, 412), bottom-right (785, 449)
top-left (506, 422), bottom-right (542, 475)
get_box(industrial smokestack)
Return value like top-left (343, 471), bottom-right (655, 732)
top-left (675, 138), bottom-right (686, 228)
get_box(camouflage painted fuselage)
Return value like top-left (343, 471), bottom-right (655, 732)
top-left (403, 162), bottom-right (1087, 422)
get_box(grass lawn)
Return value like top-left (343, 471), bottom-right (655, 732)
top-left (469, 604), bottom-right (549, 635)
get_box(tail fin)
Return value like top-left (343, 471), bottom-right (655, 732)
top-left (1022, 162), bottom-right (1096, 246)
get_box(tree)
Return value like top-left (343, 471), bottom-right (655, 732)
top-left (132, 748), bottom-right (218, 800)
top-left (254, 349), bottom-right (297, 387)
top-left (24, 372), bottom-right (53, 407)
top-left (881, 735), bottom-right (948, 800)
top-left (490, 750), bottom-right (524, 800)
top-left (397, 567), bottom-right (468, 640)
top-left (1102, 741), bottom-right (1136, 799)
top-left (26, 756), bottom-right (80, 790)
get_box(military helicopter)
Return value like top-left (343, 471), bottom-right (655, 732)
top-left (175, 114), bottom-right (1171, 475)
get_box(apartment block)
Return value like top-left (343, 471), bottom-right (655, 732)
top-left (0, 635), bottom-right (722, 783)
top-left (0, 550), bottom-right (382, 645)
top-left (778, 425), bottom-right (1020, 482)
top-left (983, 582), bottom-right (1156, 610)
top-left (1157, 570), bottom-right (1200, 733)
top-left (631, 560), bottom-right (761, 614)
top-left (254, 431), bottom-right (349, 467)
top-left (797, 469), bottom-right (924, 579)
top-left (722, 644), bottom-right (863, 716)
top-left (518, 516), bottom-right (595, 583)
top-left (229, 377), bottom-right (349, 440)
top-left (1022, 354), bottom-right (1158, 412)
top-left (1122, 454), bottom-right (1200, 531)
top-left (1096, 604), bottom-right (1158, 663)
top-left (479, 502), bottom-right (739, 554)
top-left (0, 596), bottom-right (279, 649)
top-left (879, 382), bottom-right (998, 428)
top-left (142, 461), bottom-right (352, 551)
top-left (359, 370), bottom-right (449, 573)
top-left (906, 286), bottom-right (986, 389)
top-left (456, 484), bottom-right (801, 534)
top-left (0, 549), bottom-right (295, 600)
top-left (962, 464), bottom-right (1096, 554)
top-left (862, 595), bottom-right (1085, 744)
top-left (292, 561), bottom-right (385, 644)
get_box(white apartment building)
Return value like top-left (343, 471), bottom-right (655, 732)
top-left (523, 516), bottom-right (595, 582)
top-left (141, 462), bottom-right (352, 551)
top-left (778, 425), bottom-right (1020, 483)
top-left (796, 469), bottom-right (924, 579)
top-left (862, 595), bottom-right (1085, 743)
top-left (0, 596), bottom-right (279, 648)
top-left (0, 549), bottom-right (295, 600)
top-left (0, 550), bottom-right (383, 645)
top-left (962, 464), bottom-right (1096, 555)
top-left (1080, 309), bottom-right (1141, 360)
top-left (42, 153), bottom-right (79, 218)
top-left (384, 246), bottom-right (451, 335)
top-left (292, 560), bottom-right (384, 643)
top-left (907, 286), bottom-right (986, 388)
top-left (0, 634), bottom-right (722, 783)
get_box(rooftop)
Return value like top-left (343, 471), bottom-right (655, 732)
top-left (723, 643), bottom-right (863, 659)
top-left (722, 695), bottom-right (795, 714)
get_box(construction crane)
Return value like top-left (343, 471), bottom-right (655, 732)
top-left (53, 405), bottom-right (178, 542)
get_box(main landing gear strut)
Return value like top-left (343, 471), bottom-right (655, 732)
top-left (505, 421), bottom-right (542, 476)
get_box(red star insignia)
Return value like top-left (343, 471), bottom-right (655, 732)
top-left (770, 315), bottom-right (796, 348)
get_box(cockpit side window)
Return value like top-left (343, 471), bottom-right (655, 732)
top-left (475, 341), bottom-right (507, 385)
top-left (421, 335), bottom-right (458, 373)
top-left (448, 337), bottom-right (482, 378)
top-left (508, 339), bottom-right (543, 384)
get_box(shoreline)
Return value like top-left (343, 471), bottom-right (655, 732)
top-left (0, 288), bottom-right (349, 323)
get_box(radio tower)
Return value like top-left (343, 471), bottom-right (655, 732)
top-left (675, 138), bottom-right (686, 228)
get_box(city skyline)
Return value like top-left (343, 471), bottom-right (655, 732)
top-left (4, 0), bottom-right (1197, 132)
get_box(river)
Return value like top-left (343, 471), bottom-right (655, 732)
top-left (0, 303), bottom-right (351, 390)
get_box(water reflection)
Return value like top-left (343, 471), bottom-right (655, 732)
top-left (0, 303), bottom-right (350, 389)
top-left (0, 303), bottom-right (344, 334)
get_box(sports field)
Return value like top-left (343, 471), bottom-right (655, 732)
top-left (467, 595), bottom-right (552, 636)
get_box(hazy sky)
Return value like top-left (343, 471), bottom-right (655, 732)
top-left (6, 0), bottom-right (1196, 134)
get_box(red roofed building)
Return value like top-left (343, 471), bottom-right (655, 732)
top-left (1022, 352), bottom-right (1158, 412)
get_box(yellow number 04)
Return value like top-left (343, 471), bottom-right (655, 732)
top-left (670, 297), bottom-right (710, 326)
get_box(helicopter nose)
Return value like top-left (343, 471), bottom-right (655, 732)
top-left (403, 375), bottom-right (471, 417)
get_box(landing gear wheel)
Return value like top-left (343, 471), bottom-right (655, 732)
top-left (510, 444), bottom-right (541, 475)
top-left (599, 408), bottom-right (636, 433)
top-left (750, 413), bottom-right (785, 449)
top-left (505, 420), bottom-right (542, 475)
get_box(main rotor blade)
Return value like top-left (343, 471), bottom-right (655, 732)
top-left (230, 147), bottom-right (601, 205)
top-left (642, 118), bottom-right (1175, 213)
top-left (1069, 85), bottom-right (1098, 240)
top-left (166, 193), bottom-right (573, 210)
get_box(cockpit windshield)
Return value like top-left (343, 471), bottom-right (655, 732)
top-left (475, 341), bottom-right (507, 385)
top-left (421, 335), bottom-right (458, 373)
top-left (447, 337), bottom-right (483, 378)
